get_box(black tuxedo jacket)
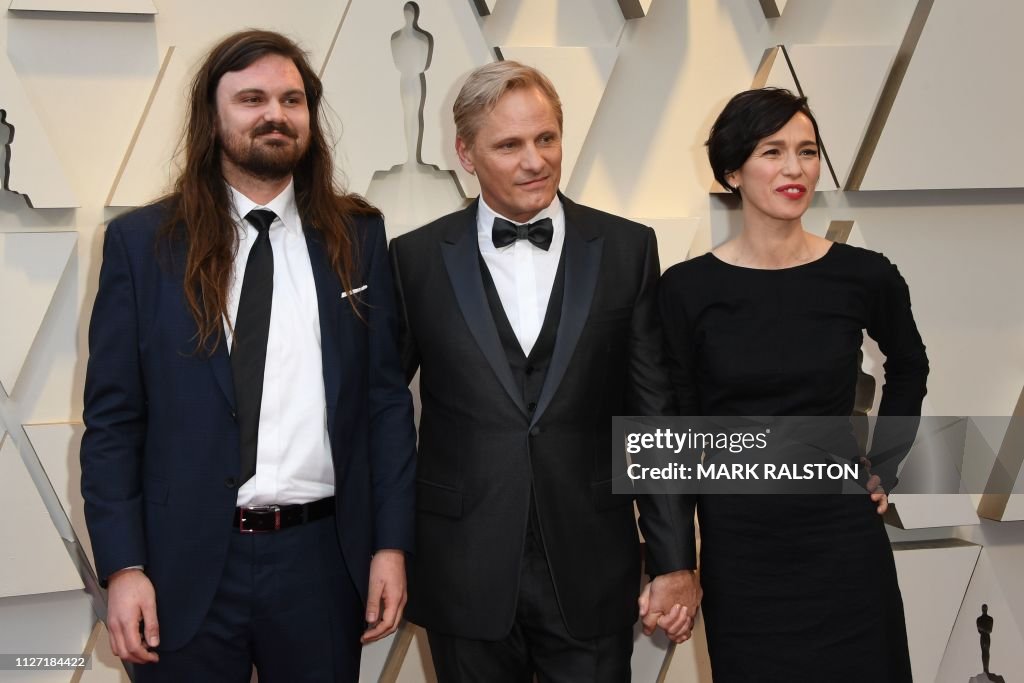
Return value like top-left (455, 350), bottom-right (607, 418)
top-left (390, 195), bottom-right (692, 641)
top-left (81, 202), bottom-right (416, 650)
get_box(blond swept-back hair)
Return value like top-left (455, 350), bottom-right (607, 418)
top-left (453, 60), bottom-right (563, 147)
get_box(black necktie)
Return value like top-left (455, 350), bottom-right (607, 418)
top-left (491, 216), bottom-right (554, 251)
top-left (232, 208), bottom-right (275, 485)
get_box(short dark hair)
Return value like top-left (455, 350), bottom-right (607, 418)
top-left (705, 87), bottom-right (822, 194)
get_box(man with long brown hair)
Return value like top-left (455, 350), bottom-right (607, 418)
top-left (81, 30), bottom-right (415, 681)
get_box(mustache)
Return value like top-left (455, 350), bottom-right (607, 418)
top-left (252, 122), bottom-right (297, 139)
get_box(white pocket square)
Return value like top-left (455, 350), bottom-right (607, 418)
top-left (341, 284), bottom-right (368, 299)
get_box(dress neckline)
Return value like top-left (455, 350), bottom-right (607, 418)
top-left (706, 242), bottom-right (837, 272)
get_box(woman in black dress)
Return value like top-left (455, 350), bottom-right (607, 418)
top-left (657, 88), bottom-right (928, 682)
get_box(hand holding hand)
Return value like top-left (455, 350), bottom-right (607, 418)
top-left (638, 569), bottom-right (702, 644)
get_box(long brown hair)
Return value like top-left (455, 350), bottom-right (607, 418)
top-left (160, 29), bottom-right (379, 354)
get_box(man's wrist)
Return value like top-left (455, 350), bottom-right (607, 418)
top-left (108, 566), bottom-right (144, 581)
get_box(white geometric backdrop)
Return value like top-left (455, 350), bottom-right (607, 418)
top-left (1, 0), bottom-right (1022, 680)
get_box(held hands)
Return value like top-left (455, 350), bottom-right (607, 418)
top-left (638, 569), bottom-right (702, 644)
top-left (106, 568), bottom-right (160, 664)
top-left (361, 549), bottom-right (407, 643)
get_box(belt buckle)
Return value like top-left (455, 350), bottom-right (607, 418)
top-left (238, 504), bottom-right (281, 533)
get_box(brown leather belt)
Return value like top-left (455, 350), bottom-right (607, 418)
top-left (233, 497), bottom-right (334, 533)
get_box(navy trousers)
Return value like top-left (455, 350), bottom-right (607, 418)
top-left (133, 515), bottom-right (364, 683)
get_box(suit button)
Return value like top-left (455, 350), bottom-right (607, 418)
top-left (530, 427), bottom-right (541, 437)
top-left (528, 401), bottom-right (537, 411)
top-left (231, 411), bottom-right (237, 420)
top-left (525, 365), bottom-right (534, 375)
top-left (224, 477), bottom-right (237, 488)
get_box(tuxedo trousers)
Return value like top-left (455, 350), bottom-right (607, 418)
top-left (426, 506), bottom-right (633, 683)
top-left (133, 515), bottom-right (363, 683)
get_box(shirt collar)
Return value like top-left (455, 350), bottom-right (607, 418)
top-left (476, 193), bottom-right (563, 242)
top-left (228, 178), bottom-right (301, 236)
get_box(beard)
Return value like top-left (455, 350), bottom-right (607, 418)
top-left (219, 121), bottom-right (309, 181)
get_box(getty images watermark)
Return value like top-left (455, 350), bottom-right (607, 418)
top-left (611, 416), bottom-right (1024, 496)
top-left (626, 426), bottom-right (858, 483)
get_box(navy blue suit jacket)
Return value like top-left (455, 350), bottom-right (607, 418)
top-left (81, 202), bottom-right (416, 651)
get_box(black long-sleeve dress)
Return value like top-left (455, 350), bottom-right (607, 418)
top-left (658, 242), bottom-right (928, 683)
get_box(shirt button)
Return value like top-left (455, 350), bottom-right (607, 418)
top-left (530, 427), bottom-right (541, 437)
top-left (224, 477), bottom-right (237, 489)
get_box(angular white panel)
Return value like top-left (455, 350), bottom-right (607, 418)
top-left (413, 0), bottom-right (494, 198)
top-left (320, 0), bottom-right (406, 195)
top-left (759, 0), bottom-right (788, 19)
top-left (618, 0), bottom-right (654, 20)
top-left (496, 47), bottom-right (619, 190)
top-left (752, 46), bottom-right (799, 102)
top-left (0, 55), bottom-right (78, 207)
top-left (631, 620), bottom-right (672, 681)
top-left (394, 624), bottom-right (437, 683)
top-left (978, 390), bottom-right (1024, 522)
top-left (861, 0), bottom-right (1024, 189)
top-left (470, 0), bottom-right (497, 17)
top-left (106, 45), bottom-right (176, 207)
top-left (24, 423), bottom-right (91, 564)
top-left (995, 494), bottom-right (1024, 522)
top-left (937, 550), bottom-right (1024, 682)
top-left (785, 45), bottom-right (896, 187)
top-left (887, 494), bottom-right (981, 529)
top-left (638, 217), bottom-right (701, 271)
top-left (8, 0), bottom-right (156, 12)
top-left (893, 540), bottom-right (981, 683)
top-left (0, 232), bottom-right (77, 395)
top-left (391, 626), bottom-right (436, 683)
top-left (0, 434), bottom-right (83, 598)
top-left (106, 1), bottom-right (347, 207)
top-left (0, 590), bottom-right (95, 679)
top-left (762, 48), bottom-right (838, 192)
top-left (358, 624), bottom-right (398, 682)
top-left (660, 611), bottom-right (713, 682)
top-left (80, 621), bottom-right (131, 683)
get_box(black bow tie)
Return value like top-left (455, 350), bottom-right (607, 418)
top-left (491, 216), bottom-right (554, 251)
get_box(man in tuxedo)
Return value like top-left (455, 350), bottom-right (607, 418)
top-left (81, 30), bottom-right (415, 681)
top-left (389, 61), bottom-right (699, 681)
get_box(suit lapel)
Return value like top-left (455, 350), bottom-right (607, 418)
top-left (209, 343), bottom-right (236, 411)
top-left (531, 197), bottom-right (603, 427)
top-left (304, 227), bottom-right (342, 437)
top-left (441, 202), bottom-right (528, 417)
top-left (178, 226), bottom-right (235, 412)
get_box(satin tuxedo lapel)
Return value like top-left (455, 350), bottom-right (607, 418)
top-left (530, 197), bottom-right (602, 427)
top-left (304, 227), bottom-right (343, 439)
top-left (440, 202), bottom-right (529, 417)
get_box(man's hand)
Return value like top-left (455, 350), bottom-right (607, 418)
top-left (106, 568), bottom-right (160, 664)
top-left (639, 569), bottom-right (702, 644)
top-left (361, 550), bottom-right (407, 643)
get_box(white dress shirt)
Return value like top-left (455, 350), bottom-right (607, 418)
top-left (476, 195), bottom-right (565, 356)
top-left (226, 181), bottom-right (334, 506)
